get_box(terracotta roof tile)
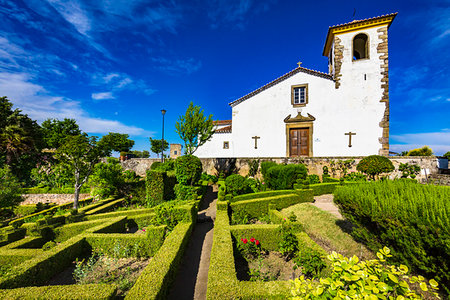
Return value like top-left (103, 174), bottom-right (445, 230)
top-left (328, 12), bottom-right (398, 29)
top-left (229, 66), bottom-right (332, 107)
top-left (213, 120), bottom-right (232, 125)
top-left (215, 125), bottom-right (232, 133)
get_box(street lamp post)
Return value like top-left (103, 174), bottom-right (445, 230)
top-left (161, 109), bottom-right (166, 163)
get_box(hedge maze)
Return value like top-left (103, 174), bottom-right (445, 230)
top-left (0, 197), bottom-right (197, 299)
top-left (207, 188), bottom-right (327, 299)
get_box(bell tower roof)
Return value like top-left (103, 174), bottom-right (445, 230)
top-left (322, 13), bottom-right (397, 56)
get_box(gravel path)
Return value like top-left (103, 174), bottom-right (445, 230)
top-left (311, 194), bottom-right (342, 219)
top-left (168, 185), bottom-right (217, 300)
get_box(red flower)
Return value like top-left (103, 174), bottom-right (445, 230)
top-left (242, 238), bottom-right (248, 244)
top-left (255, 240), bottom-right (260, 246)
top-left (250, 237), bottom-right (255, 243)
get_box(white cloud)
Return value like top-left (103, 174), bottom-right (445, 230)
top-left (390, 131), bottom-right (450, 155)
top-left (46, 0), bottom-right (91, 36)
top-left (92, 91), bottom-right (115, 100)
top-left (0, 72), bottom-right (150, 136)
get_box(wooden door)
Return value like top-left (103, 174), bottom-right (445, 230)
top-left (289, 128), bottom-right (309, 156)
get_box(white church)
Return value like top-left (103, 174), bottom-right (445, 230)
top-left (196, 13), bottom-right (396, 158)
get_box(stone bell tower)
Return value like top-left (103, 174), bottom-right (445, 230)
top-left (323, 13), bottom-right (397, 156)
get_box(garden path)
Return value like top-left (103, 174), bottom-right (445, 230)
top-left (311, 194), bottom-right (342, 219)
top-left (167, 185), bottom-right (217, 300)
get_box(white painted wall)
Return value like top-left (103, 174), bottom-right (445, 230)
top-left (196, 25), bottom-right (388, 158)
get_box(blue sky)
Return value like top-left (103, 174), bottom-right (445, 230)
top-left (0, 0), bottom-right (449, 156)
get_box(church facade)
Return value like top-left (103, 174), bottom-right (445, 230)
top-left (196, 13), bottom-right (396, 158)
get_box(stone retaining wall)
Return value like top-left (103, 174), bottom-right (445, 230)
top-left (21, 194), bottom-right (91, 205)
top-left (428, 174), bottom-right (450, 186)
top-left (121, 156), bottom-right (448, 182)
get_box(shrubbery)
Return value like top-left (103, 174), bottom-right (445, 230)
top-left (356, 155), bottom-right (394, 180)
top-left (260, 161), bottom-right (277, 182)
top-left (334, 180), bottom-right (449, 293)
top-left (0, 166), bottom-right (23, 212)
top-left (291, 247), bottom-right (441, 299)
top-left (225, 174), bottom-right (251, 196)
top-left (305, 174), bottom-right (320, 184)
top-left (175, 155), bottom-right (202, 186)
top-left (265, 164), bottom-right (307, 190)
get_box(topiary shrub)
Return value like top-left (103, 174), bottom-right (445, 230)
top-left (306, 174), bottom-right (320, 184)
top-left (174, 184), bottom-right (199, 201)
top-left (265, 164), bottom-right (308, 190)
top-left (260, 161), bottom-right (277, 183)
top-left (225, 174), bottom-right (251, 196)
top-left (356, 155), bottom-right (394, 180)
top-left (175, 155), bottom-right (202, 186)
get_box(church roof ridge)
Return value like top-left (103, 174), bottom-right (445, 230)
top-left (213, 120), bottom-right (232, 125)
top-left (229, 66), bottom-right (333, 107)
top-left (328, 12), bottom-right (398, 29)
top-left (215, 125), bottom-right (232, 133)
top-left (323, 12), bottom-right (397, 56)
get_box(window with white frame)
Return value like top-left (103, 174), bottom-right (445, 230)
top-left (291, 84), bottom-right (308, 106)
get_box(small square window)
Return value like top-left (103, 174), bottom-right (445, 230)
top-left (223, 141), bottom-right (229, 149)
top-left (174, 151), bottom-right (177, 155)
top-left (291, 84), bottom-right (308, 107)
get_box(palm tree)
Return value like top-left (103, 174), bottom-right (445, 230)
top-left (0, 123), bottom-right (31, 165)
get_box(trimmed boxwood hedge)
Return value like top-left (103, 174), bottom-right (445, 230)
top-left (145, 170), bottom-right (177, 207)
top-left (125, 222), bottom-right (194, 299)
top-left (207, 210), bottom-right (291, 299)
top-left (230, 225), bottom-right (282, 251)
top-left (0, 284), bottom-right (117, 299)
top-left (230, 190), bottom-right (313, 218)
top-left (84, 198), bottom-right (125, 215)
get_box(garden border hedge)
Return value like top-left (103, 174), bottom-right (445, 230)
top-left (0, 284), bottom-right (117, 299)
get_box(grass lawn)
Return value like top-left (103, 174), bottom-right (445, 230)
top-left (281, 203), bottom-right (374, 260)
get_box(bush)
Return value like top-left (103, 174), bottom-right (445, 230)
top-left (293, 247), bottom-right (326, 278)
top-left (291, 247), bottom-right (440, 299)
top-left (174, 184), bottom-right (199, 201)
top-left (356, 155), bottom-right (394, 180)
top-left (247, 159), bottom-right (260, 177)
top-left (407, 146), bottom-right (433, 156)
top-left (399, 163), bottom-right (420, 179)
top-left (260, 161), bottom-right (277, 183)
top-left (443, 151), bottom-right (450, 160)
top-left (145, 170), bottom-right (176, 207)
top-left (343, 171), bottom-right (367, 182)
top-left (90, 158), bottom-right (130, 199)
top-left (306, 174), bottom-right (320, 184)
top-left (225, 174), bottom-right (251, 196)
top-left (334, 180), bottom-right (449, 292)
top-left (175, 155), bottom-right (202, 186)
top-left (0, 166), bottom-right (23, 210)
top-left (150, 161), bottom-right (161, 170)
top-left (265, 164), bottom-right (307, 190)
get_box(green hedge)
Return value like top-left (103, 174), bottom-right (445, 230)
top-left (84, 198), bottom-right (125, 215)
top-left (85, 226), bottom-right (165, 258)
top-left (0, 235), bottom-right (86, 288)
top-left (231, 189), bottom-right (302, 202)
top-left (334, 180), bottom-right (450, 292)
top-left (230, 190), bottom-right (313, 218)
top-left (146, 170), bottom-right (177, 207)
top-left (85, 207), bottom-right (154, 221)
top-left (230, 225), bottom-right (282, 251)
top-left (0, 284), bottom-right (116, 299)
top-left (125, 222), bottom-right (194, 299)
top-left (0, 228), bottom-right (26, 247)
top-left (207, 210), bottom-right (291, 299)
top-left (54, 219), bottom-right (106, 243)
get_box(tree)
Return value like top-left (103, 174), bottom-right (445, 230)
top-left (55, 135), bottom-right (102, 209)
top-left (149, 138), bottom-right (168, 158)
top-left (356, 155), bottom-right (394, 180)
top-left (130, 150), bottom-right (150, 158)
top-left (407, 146), bottom-right (433, 156)
top-left (0, 97), bottom-right (44, 181)
top-left (443, 151), bottom-right (450, 160)
top-left (175, 102), bottom-right (215, 155)
top-left (41, 118), bottom-right (81, 149)
top-left (98, 132), bottom-right (135, 156)
top-left (0, 166), bottom-right (23, 210)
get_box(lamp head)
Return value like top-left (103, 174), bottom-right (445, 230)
top-left (161, 109), bottom-right (166, 115)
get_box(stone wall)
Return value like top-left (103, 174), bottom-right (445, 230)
top-left (121, 156), bottom-right (447, 182)
top-left (21, 193), bottom-right (91, 205)
top-left (428, 174), bottom-right (450, 186)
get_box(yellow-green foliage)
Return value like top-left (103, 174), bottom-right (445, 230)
top-left (290, 247), bottom-right (440, 299)
top-left (334, 180), bottom-right (449, 291)
top-left (230, 190), bottom-right (313, 218)
top-left (0, 284), bottom-right (117, 299)
top-left (230, 224), bottom-right (282, 251)
top-left (407, 146), bottom-right (433, 156)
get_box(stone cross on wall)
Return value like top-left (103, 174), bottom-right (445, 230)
top-left (252, 136), bottom-right (260, 149)
top-left (297, 61), bottom-right (302, 67)
top-left (345, 132), bottom-right (356, 147)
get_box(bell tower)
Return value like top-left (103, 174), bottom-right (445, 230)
top-left (322, 13), bottom-right (397, 156)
